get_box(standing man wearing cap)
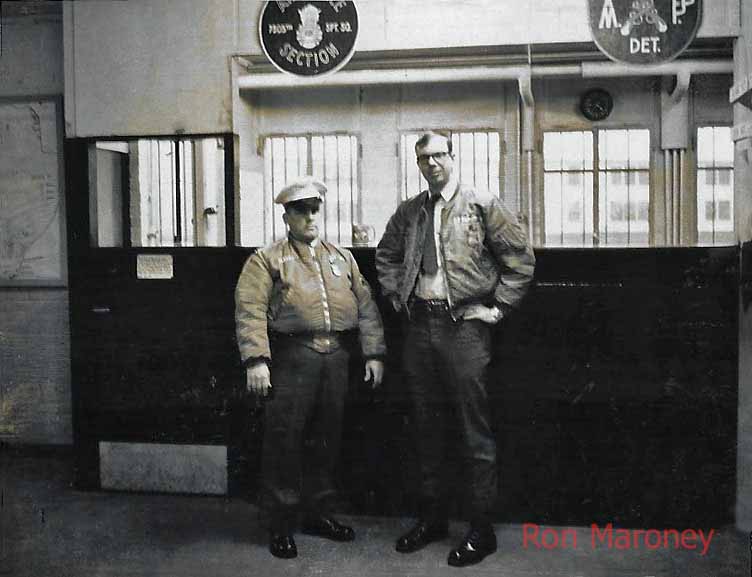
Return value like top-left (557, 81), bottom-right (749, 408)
top-left (235, 176), bottom-right (386, 559)
top-left (376, 131), bottom-right (535, 567)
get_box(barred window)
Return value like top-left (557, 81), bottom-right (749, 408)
top-left (543, 129), bottom-right (650, 247)
top-left (400, 130), bottom-right (501, 201)
top-left (261, 133), bottom-right (359, 246)
top-left (697, 126), bottom-right (734, 245)
top-left (89, 137), bottom-right (227, 248)
top-left (543, 131), bottom-right (594, 247)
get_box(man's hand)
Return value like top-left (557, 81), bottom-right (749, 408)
top-left (390, 296), bottom-right (402, 312)
top-left (462, 304), bottom-right (503, 324)
top-left (246, 362), bottom-right (272, 397)
top-left (364, 359), bottom-right (384, 388)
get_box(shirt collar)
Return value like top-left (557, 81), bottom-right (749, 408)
top-left (428, 174), bottom-right (459, 204)
top-left (289, 235), bottom-right (320, 252)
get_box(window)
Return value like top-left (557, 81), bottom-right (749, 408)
top-left (543, 129), bottom-right (650, 247)
top-left (543, 131), bottom-right (594, 246)
top-left (261, 133), bottom-right (359, 246)
top-left (697, 126), bottom-right (734, 245)
top-left (400, 130), bottom-right (501, 201)
top-left (88, 137), bottom-right (227, 247)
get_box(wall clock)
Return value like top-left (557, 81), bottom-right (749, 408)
top-left (580, 88), bottom-right (613, 122)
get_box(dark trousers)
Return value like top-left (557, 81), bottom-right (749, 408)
top-left (403, 310), bottom-right (497, 525)
top-left (260, 340), bottom-right (349, 533)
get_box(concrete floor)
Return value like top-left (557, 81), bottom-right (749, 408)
top-left (1, 451), bottom-right (748, 577)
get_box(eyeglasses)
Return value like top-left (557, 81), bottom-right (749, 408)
top-left (417, 151), bottom-right (450, 164)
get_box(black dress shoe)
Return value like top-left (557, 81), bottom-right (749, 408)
top-left (395, 520), bottom-right (449, 553)
top-left (269, 532), bottom-right (297, 559)
top-left (301, 515), bottom-right (355, 542)
top-left (447, 525), bottom-right (497, 567)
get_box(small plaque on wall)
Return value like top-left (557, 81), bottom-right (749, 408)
top-left (259, 1), bottom-right (359, 76)
top-left (137, 254), bottom-right (174, 280)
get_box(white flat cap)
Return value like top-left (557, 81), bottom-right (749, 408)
top-left (274, 176), bottom-right (327, 205)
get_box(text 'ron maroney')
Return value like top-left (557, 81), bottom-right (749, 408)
top-left (522, 523), bottom-right (715, 555)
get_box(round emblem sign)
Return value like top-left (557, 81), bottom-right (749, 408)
top-left (587, 0), bottom-right (702, 64)
top-left (259, 1), bottom-right (359, 76)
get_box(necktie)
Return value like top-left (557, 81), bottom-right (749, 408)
top-left (421, 192), bottom-right (440, 275)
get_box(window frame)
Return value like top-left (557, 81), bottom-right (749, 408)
top-left (541, 126), bottom-right (653, 248)
top-left (398, 128), bottom-right (504, 202)
top-left (695, 124), bottom-right (735, 246)
top-left (257, 131), bottom-right (362, 247)
top-left (85, 133), bottom-right (235, 250)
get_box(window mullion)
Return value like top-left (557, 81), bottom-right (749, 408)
top-left (593, 130), bottom-right (600, 247)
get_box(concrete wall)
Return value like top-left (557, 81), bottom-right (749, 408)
top-left (0, 10), bottom-right (72, 446)
top-left (235, 81), bottom-right (518, 246)
top-left (239, 0), bottom-right (739, 55)
top-left (66, 0), bottom-right (739, 139)
top-left (64, 0), bottom-right (239, 137)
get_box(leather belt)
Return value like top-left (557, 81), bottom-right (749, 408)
top-left (271, 330), bottom-right (355, 354)
top-left (411, 298), bottom-right (451, 314)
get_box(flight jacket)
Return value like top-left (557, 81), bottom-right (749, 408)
top-left (375, 184), bottom-right (536, 319)
top-left (235, 237), bottom-right (386, 366)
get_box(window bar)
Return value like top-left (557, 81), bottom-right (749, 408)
top-left (350, 136), bottom-right (356, 235)
top-left (322, 136), bottom-right (328, 240)
top-left (487, 133), bottom-right (492, 193)
top-left (625, 136), bottom-right (632, 245)
top-left (592, 131), bottom-right (600, 247)
top-left (664, 150), bottom-right (671, 246)
top-left (336, 136), bottom-right (342, 244)
top-left (174, 139), bottom-right (182, 245)
top-left (711, 132), bottom-right (717, 243)
top-left (673, 150), bottom-right (681, 245)
top-left (559, 171), bottom-right (565, 246)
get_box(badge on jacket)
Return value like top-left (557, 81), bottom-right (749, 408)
top-left (329, 253), bottom-right (342, 277)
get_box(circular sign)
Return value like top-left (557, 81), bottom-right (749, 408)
top-left (259, 1), bottom-right (359, 77)
top-left (587, 0), bottom-right (702, 64)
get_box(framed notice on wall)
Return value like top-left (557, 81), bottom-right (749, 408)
top-left (0, 97), bottom-right (66, 286)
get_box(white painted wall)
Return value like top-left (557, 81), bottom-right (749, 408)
top-left (67, 0), bottom-right (739, 138)
top-left (236, 80), bottom-right (518, 246)
top-left (239, 0), bottom-right (739, 55)
top-left (64, 0), bottom-right (239, 137)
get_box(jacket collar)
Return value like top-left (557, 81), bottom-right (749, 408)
top-left (424, 176), bottom-right (460, 207)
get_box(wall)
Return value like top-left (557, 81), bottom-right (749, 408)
top-left (532, 74), bottom-right (733, 246)
top-left (63, 0), bottom-right (239, 137)
top-left (0, 9), bottom-right (72, 445)
top-left (66, 0), bottom-right (739, 139)
top-left (238, 0), bottom-right (739, 55)
top-left (236, 81), bottom-right (518, 246)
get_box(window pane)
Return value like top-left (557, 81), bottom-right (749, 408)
top-left (88, 142), bottom-right (127, 247)
top-left (598, 129), bottom-right (650, 246)
top-left (260, 133), bottom-right (359, 246)
top-left (629, 130), bottom-right (650, 169)
top-left (544, 172), bottom-right (563, 246)
top-left (127, 137), bottom-right (226, 247)
top-left (543, 131), bottom-right (594, 247)
top-left (543, 132), bottom-right (562, 171)
top-left (697, 127), bottom-right (734, 245)
top-left (400, 129), bottom-right (502, 200)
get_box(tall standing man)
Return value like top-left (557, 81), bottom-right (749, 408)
top-left (236, 177), bottom-right (385, 559)
top-left (376, 131), bottom-right (535, 567)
